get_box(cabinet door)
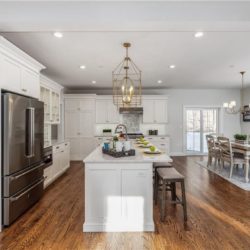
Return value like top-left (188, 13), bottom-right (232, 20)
top-left (96, 100), bottom-right (107, 123)
top-left (142, 100), bottom-right (155, 123)
top-left (40, 86), bottom-right (51, 123)
top-left (80, 99), bottom-right (95, 111)
top-left (51, 152), bottom-right (60, 177)
top-left (0, 55), bottom-right (22, 93)
top-left (80, 138), bottom-right (95, 159)
top-left (68, 138), bottom-right (82, 160)
top-left (21, 68), bottom-right (40, 98)
top-left (107, 100), bottom-right (119, 123)
top-left (154, 99), bottom-right (168, 123)
top-left (65, 111), bottom-right (80, 138)
top-left (80, 111), bottom-right (94, 137)
top-left (51, 91), bottom-right (60, 123)
top-left (65, 99), bottom-right (80, 112)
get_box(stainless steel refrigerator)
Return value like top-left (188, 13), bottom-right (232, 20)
top-left (2, 92), bottom-right (45, 226)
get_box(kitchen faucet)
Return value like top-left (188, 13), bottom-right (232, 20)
top-left (114, 124), bottom-right (128, 140)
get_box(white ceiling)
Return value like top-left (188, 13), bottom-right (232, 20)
top-left (1, 1), bottom-right (250, 89)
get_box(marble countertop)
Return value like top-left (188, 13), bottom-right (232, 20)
top-left (84, 145), bottom-right (172, 164)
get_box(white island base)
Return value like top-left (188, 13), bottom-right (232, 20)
top-left (83, 146), bottom-right (172, 232)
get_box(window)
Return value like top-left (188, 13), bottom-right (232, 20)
top-left (185, 108), bottom-right (219, 154)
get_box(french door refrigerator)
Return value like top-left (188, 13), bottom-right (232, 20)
top-left (2, 92), bottom-right (45, 226)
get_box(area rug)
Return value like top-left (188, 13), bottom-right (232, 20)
top-left (196, 160), bottom-right (250, 191)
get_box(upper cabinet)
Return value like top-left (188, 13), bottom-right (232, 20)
top-left (40, 75), bottom-right (63, 124)
top-left (96, 98), bottom-right (120, 124)
top-left (0, 36), bottom-right (45, 98)
top-left (142, 97), bottom-right (168, 124)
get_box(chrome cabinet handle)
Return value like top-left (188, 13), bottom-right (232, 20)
top-left (22, 88), bottom-right (27, 92)
top-left (26, 107), bottom-right (35, 158)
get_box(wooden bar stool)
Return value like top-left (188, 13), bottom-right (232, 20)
top-left (153, 162), bottom-right (172, 202)
top-left (155, 167), bottom-right (187, 223)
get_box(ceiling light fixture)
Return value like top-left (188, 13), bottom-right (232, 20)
top-left (92, 80), bottom-right (96, 84)
top-left (157, 80), bottom-right (163, 84)
top-left (194, 32), bottom-right (204, 38)
top-left (169, 65), bottom-right (176, 69)
top-left (80, 65), bottom-right (86, 70)
top-left (223, 71), bottom-right (249, 114)
top-left (112, 42), bottom-right (142, 107)
top-left (53, 32), bottom-right (63, 38)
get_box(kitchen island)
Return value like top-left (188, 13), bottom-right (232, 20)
top-left (83, 145), bottom-right (172, 232)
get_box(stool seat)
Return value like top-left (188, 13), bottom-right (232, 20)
top-left (157, 167), bottom-right (184, 180)
top-left (153, 162), bottom-right (172, 168)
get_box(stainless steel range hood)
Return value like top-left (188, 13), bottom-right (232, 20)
top-left (119, 107), bottom-right (143, 114)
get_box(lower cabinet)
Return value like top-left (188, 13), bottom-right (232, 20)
top-left (44, 142), bottom-right (70, 188)
top-left (67, 137), bottom-right (96, 161)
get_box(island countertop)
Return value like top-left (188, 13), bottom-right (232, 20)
top-left (84, 145), bottom-right (172, 164)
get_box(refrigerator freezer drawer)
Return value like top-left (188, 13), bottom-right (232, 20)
top-left (3, 178), bottom-right (44, 226)
top-left (3, 162), bottom-right (44, 197)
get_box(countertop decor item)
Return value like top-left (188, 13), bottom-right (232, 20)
top-left (234, 134), bottom-right (248, 144)
top-left (112, 42), bottom-right (142, 107)
top-left (102, 148), bottom-right (136, 158)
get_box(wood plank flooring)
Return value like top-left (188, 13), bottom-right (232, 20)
top-left (0, 156), bottom-right (250, 250)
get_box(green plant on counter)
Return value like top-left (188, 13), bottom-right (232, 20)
top-left (234, 134), bottom-right (247, 141)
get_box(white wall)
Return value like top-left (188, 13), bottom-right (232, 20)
top-left (65, 88), bottom-right (242, 155)
top-left (241, 88), bottom-right (250, 135)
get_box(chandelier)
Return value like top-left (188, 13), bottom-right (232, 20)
top-left (223, 71), bottom-right (250, 114)
top-left (112, 43), bottom-right (142, 107)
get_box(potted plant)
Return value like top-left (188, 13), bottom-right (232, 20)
top-left (234, 134), bottom-right (248, 144)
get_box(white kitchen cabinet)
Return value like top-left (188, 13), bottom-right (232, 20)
top-left (40, 76), bottom-right (62, 125)
top-left (44, 142), bottom-right (70, 188)
top-left (64, 95), bottom-right (96, 160)
top-left (96, 99), bottom-right (119, 124)
top-left (0, 36), bottom-right (45, 98)
top-left (142, 98), bottom-right (168, 124)
top-left (21, 67), bottom-right (40, 99)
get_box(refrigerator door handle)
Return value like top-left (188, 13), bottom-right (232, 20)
top-left (9, 177), bottom-right (45, 202)
top-left (26, 107), bottom-right (35, 158)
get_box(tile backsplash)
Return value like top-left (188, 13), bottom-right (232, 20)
top-left (122, 114), bottom-right (141, 133)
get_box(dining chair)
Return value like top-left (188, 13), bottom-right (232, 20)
top-left (217, 136), bottom-right (245, 178)
top-left (206, 135), bottom-right (220, 167)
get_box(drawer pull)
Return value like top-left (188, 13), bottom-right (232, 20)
top-left (56, 146), bottom-right (60, 149)
top-left (22, 88), bottom-right (27, 92)
top-left (10, 178), bottom-right (44, 201)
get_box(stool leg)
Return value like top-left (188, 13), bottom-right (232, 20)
top-left (171, 182), bottom-right (176, 201)
top-left (160, 180), bottom-right (166, 222)
top-left (181, 180), bottom-right (187, 222)
top-left (154, 169), bottom-right (158, 205)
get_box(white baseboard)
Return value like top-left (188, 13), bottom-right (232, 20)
top-left (83, 222), bottom-right (155, 232)
top-left (170, 152), bottom-right (186, 156)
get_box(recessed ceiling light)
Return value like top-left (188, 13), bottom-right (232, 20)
top-left (80, 65), bottom-right (86, 70)
top-left (194, 32), bottom-right (204, 38)
top-left (157, 80), bottom-right (163, 84)
top-left (53, 32), bottom-right (63, 38)
top-left (169, 65), bottom-right (176, 69)
top-left (92, 80), bottom-right (96, 84)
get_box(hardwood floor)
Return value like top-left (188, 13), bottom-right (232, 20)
top-left (1, 156), bottom-right (250, 250)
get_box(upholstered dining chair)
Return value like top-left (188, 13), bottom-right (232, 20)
top-left (217, 136), bottom-right (245, 178)
top-left (206, 135), bottom-right (220, 167)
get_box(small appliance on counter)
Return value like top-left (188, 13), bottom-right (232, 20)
top-left (149, 130), bottom-right (158, 135)
top-left (43, 146), bottom-right (53, 169)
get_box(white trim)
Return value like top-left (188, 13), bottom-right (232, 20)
top-left (83, 222), bottom-right (155, 232)
top-left (0, 36), bottom-right (45, 72)
top-left (40, 75), bottom-right (64, 92)
top-left (64, 94), bottom-right (97, 99)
